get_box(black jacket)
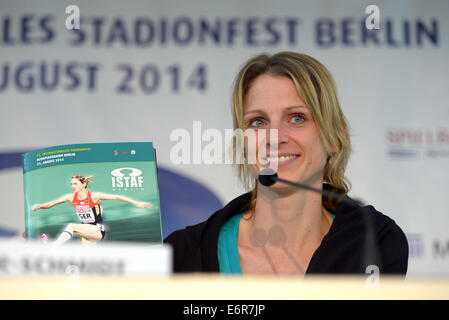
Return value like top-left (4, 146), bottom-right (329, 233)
top-left (164, 189), bottom-right (409, 275)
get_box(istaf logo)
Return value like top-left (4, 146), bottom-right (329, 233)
top-left (111, 167), bottom-right (144, 191)
top-left (385, 127), bottom-right (449, 160)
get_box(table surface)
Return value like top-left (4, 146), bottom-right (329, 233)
top-left (1, 275), bottom-right (448, 299)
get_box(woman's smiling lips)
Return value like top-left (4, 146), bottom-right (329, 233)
top-left (262, 153), bottom-right (300, 167)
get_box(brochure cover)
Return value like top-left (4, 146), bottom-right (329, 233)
top-left (22, 142), bottom-right (162, 245)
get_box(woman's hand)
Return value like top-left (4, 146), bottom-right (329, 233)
top-left (135, 201), bottom-right (152, 208)
top-left (32, 204), bottom-right (41, 211)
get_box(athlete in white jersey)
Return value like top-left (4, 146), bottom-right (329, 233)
top-left (32, 174), bottom-right (151, 245)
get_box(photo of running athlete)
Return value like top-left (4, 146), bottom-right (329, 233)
top-left (32, 174), bottom-right (152, 245)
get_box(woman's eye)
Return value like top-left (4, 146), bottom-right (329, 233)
top-left (250, 119), bottom-right (265, 127)
top-left (290, 114), bottom-right (305, 123)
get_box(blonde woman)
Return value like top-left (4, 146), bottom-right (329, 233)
top-left (32, 174), bottom-right (151, 245)
top-left (165, 52), bottom-right (408, 275)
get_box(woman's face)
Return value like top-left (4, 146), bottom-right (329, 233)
top-left (243, 74), bottom-right (328, 190)
top-left (71, 178), bottom-right (85, 193)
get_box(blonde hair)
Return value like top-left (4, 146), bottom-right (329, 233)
top-left (72, 174), bottom-right (93, 188)
top-left (230, 52), bottom-right (352, 211)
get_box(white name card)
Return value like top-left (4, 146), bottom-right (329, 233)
top-left (0, 240), bottom-right (172, 276)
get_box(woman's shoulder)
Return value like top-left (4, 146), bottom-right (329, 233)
top-left (332, 200), bottom-right (409, 274)
top-left (164, 220), bottom-right (208, 248)
top-left (334, 199), bottom-right (407, 245)
top-left (347, 203), bottom-right (406, 240)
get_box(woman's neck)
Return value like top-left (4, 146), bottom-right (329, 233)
top-left (76, 189), bottom-right (88, 199)
top-left (243, 184), bottom-right (332, 252)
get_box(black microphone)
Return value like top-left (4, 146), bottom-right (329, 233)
top-left (258, 167), bottom-right (380, 271)
top-left (258, 168), bottom-right (278, 186)
top-left (258, 168), bottom-right (344, 201)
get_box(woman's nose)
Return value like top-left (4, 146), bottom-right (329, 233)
top-left (267, 122), bottom-right (289, 147)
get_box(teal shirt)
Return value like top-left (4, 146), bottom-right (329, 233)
top-left (217, 212), bottom-right (335, 274)
top-left (217, 213), bottom-right (244, 274)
